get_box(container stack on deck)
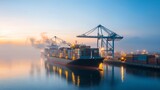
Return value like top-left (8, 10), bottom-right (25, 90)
top-left (46, 44), bottom-right (100, 60)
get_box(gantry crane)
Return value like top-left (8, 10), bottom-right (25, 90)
top-left (77, 24), bottom-right (123, 58)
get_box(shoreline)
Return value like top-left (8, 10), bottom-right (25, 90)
top-left (104, 59), bottom-right (160, 70)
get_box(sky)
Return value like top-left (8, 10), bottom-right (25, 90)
top-left (0, 0), bottom-right (160, 52)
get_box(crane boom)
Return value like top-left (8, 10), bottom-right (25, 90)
top-left (51, 36), bottom-right (72, 47)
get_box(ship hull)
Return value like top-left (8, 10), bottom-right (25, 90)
top-left (46, 56), bottom-right (104, 68)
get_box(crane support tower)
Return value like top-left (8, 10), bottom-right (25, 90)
top-left (77, 24), bottom-right (123, 58)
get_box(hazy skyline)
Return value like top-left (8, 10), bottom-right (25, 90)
top-left (0, 0), bottom-right (160, 52)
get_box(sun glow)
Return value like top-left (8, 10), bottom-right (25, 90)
top-left (0, 38), bottom-right (26, 45)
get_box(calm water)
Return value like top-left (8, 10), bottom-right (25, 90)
top-left (1, 46), bottom-right (160, 90)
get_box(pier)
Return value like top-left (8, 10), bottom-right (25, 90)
top-left (104, 59), bottom-right (160, 70)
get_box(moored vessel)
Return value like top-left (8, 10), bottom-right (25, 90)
top-left (44, 43), bottom-right (104, 68)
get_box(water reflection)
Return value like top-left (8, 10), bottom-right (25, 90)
top-left (126, 66), bottom-right (160, 79)
top-left (44, 61), bottom-right (102, 87)
top-left (105, 63), bottom-right (160, 81)
top-left (0, 60), bottom-right (43, 79)
top-left (120, 66), bottom-right (125, 82)
top-left (29, 59), bottom-right (44, 77)
top-left (1, 47), bottom-right (160, 90)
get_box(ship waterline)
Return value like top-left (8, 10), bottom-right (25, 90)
top-left (45, 56), bottom-right (104, 69)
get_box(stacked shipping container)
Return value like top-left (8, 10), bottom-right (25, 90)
top-left (125, 54), bottom-right (156, 64)
top-left (126, 54), bottom-right (133, 62)
top-left (48, 45), bottom-right (100, 60)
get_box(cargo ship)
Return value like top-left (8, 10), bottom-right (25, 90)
top-left (43, 43), bottom-right (104, 68)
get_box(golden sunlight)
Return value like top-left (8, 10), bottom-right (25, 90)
top-left (0, 60), bottom-right (30, 79)
top-left (0, 38), bottom-right (26, 45)
top-left (0, 60), bottom-right (41, 79)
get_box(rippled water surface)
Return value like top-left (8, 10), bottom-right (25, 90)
top-left (1, 45), bottom-right (160, 90)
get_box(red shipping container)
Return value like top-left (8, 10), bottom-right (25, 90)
top-left (126, 57), bottom-right (133, 62)
top-left (148, 58), bottom-right (157, 64)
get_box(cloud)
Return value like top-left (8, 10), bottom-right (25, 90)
top-left (29, 32), bottom-right (53, 49)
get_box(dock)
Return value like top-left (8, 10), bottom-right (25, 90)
top-left (104, 59), bottom-right (160, 70)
